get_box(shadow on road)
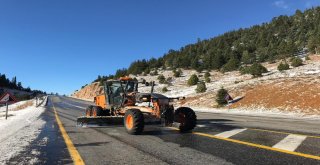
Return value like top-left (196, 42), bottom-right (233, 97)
top-left (74, 141), bottom-right (110, 147)
top-left (195, 118), bottom-right (242, 132)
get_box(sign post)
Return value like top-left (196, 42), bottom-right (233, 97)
top-left (5, 102), bottom-right (8, 120)
top-left (0, 92), bottom-right (17, 120)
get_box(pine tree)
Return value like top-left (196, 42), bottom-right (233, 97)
top-left (249, 63), bottom-right (268, 77)
top-left (205, 77), bottom-right (211, 83)
top-left (17, 82), bottom-right (23, 90)
top-left (211, 54), bottom-right (225, 70)
top-left (216, 87), bottom-right (228, 106)
top-left (308, 35), bottom-right (320, 54)
top-left (291, 57), bottom-right (303, 67)
top-left (241, 50), bottom-right (255, 64)
top-left (221, 57), bottom-right (240, 72)
top-left (173, 69), bottom-right (182, 77)
top-left (153, 70), bottom-right (158, 76)
top-left (278, 62), bottom-right (290, 71)
top-left (195, 82), bottom-right (207, 93)
top-left (204, 72), bottom-right (210, 78)
top-left (157, 74), bottom-right (166, 84)
top-left (187, 74), bottom-right (199, 86)
top-left (11, 76), bottom-right (17, 89)
top-left (162, 87), bottom-right (168, 93)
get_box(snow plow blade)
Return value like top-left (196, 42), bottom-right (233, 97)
top-left (76, 116), bottom-right (124, 126)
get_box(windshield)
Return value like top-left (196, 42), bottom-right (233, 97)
top-left (125, 81), bottom-right (136, 92)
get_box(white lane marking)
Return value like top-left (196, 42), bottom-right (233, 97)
top-left (197, 124), bottom-right (206, 128)
top-left (272, 134), bottom-right (307, 151)
top-left (63, 102), bottom-right (86, 109)
top-left (215, 128), bottom-right (247, 138)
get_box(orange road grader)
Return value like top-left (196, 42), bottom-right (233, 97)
top-left (76, 77), bottom-right (197, 134)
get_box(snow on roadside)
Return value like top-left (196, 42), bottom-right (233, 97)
top-left (0, 100), bottom-right (32, 113)
top-left (189, 106), bottom-right (320, 120)
top-left (0, 97), bottom-right (47, 164)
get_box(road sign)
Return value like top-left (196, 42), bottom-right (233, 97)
top-left (0, 92), bottom-right (17, 104)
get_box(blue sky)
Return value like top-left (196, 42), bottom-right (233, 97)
top-left (0, 0), bottom-right (319, 95)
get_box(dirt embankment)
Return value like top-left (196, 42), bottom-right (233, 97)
top-left (71, 82), bottom-right (103, 101)
top-left (230, 77), bottom-right (320, 115)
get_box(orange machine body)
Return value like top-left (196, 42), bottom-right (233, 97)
top-left (94, 94), bottom-right (107, 109)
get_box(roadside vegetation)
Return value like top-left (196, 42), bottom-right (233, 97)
top-left (13, 100), bottom-right (34, 111)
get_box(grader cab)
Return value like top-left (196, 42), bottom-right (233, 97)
top-left (77, 77), bottom-right (196, 134)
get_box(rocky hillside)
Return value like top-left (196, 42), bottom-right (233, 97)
top-left (72, 55), bottom-right (320, 116)
top-left (71, 82), bottom-right (103, 101)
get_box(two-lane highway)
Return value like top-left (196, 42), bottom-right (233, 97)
top-left (10, 96), bottom-right (320, 164)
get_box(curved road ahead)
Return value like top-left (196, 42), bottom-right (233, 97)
top-left (9, 96), bottom-right (320, 164)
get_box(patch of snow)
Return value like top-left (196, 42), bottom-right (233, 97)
top-left (0, 96), bottom-right (47, 164)
top-left (0, 100), bottom-right (31, 113)
top-left (190, 106), bottom-right (320, 120)
top-left (304, 70), bottom-right (320, 75)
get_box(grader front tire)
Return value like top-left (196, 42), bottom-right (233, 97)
top-left (85, 106), bottom-right (93, 117)
top-left (124, 109), bottom-right (144, 135)
top-left (92, 106), bottom-right (103, 117)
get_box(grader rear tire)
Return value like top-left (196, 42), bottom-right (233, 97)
top-left (174, 107), bottom-right (197, 133)
top-left (124, 109), bottom-right (144, 135)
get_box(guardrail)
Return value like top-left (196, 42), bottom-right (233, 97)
top-left (36, 96), bottom-right (47, 107)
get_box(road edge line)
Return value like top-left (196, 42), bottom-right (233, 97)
top-left (52, 98), bottom-right (85, 165)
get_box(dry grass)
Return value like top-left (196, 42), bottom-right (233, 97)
top-left (13, 100), bottom-right (34, 111)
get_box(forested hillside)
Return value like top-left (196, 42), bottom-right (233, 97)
top-left (94, 7), bottom-right (320, 83)
top-left (0, 73), bottom-right (46, 94)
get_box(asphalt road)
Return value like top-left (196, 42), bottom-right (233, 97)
top-left (10, 96), bottom-right (320, 165)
